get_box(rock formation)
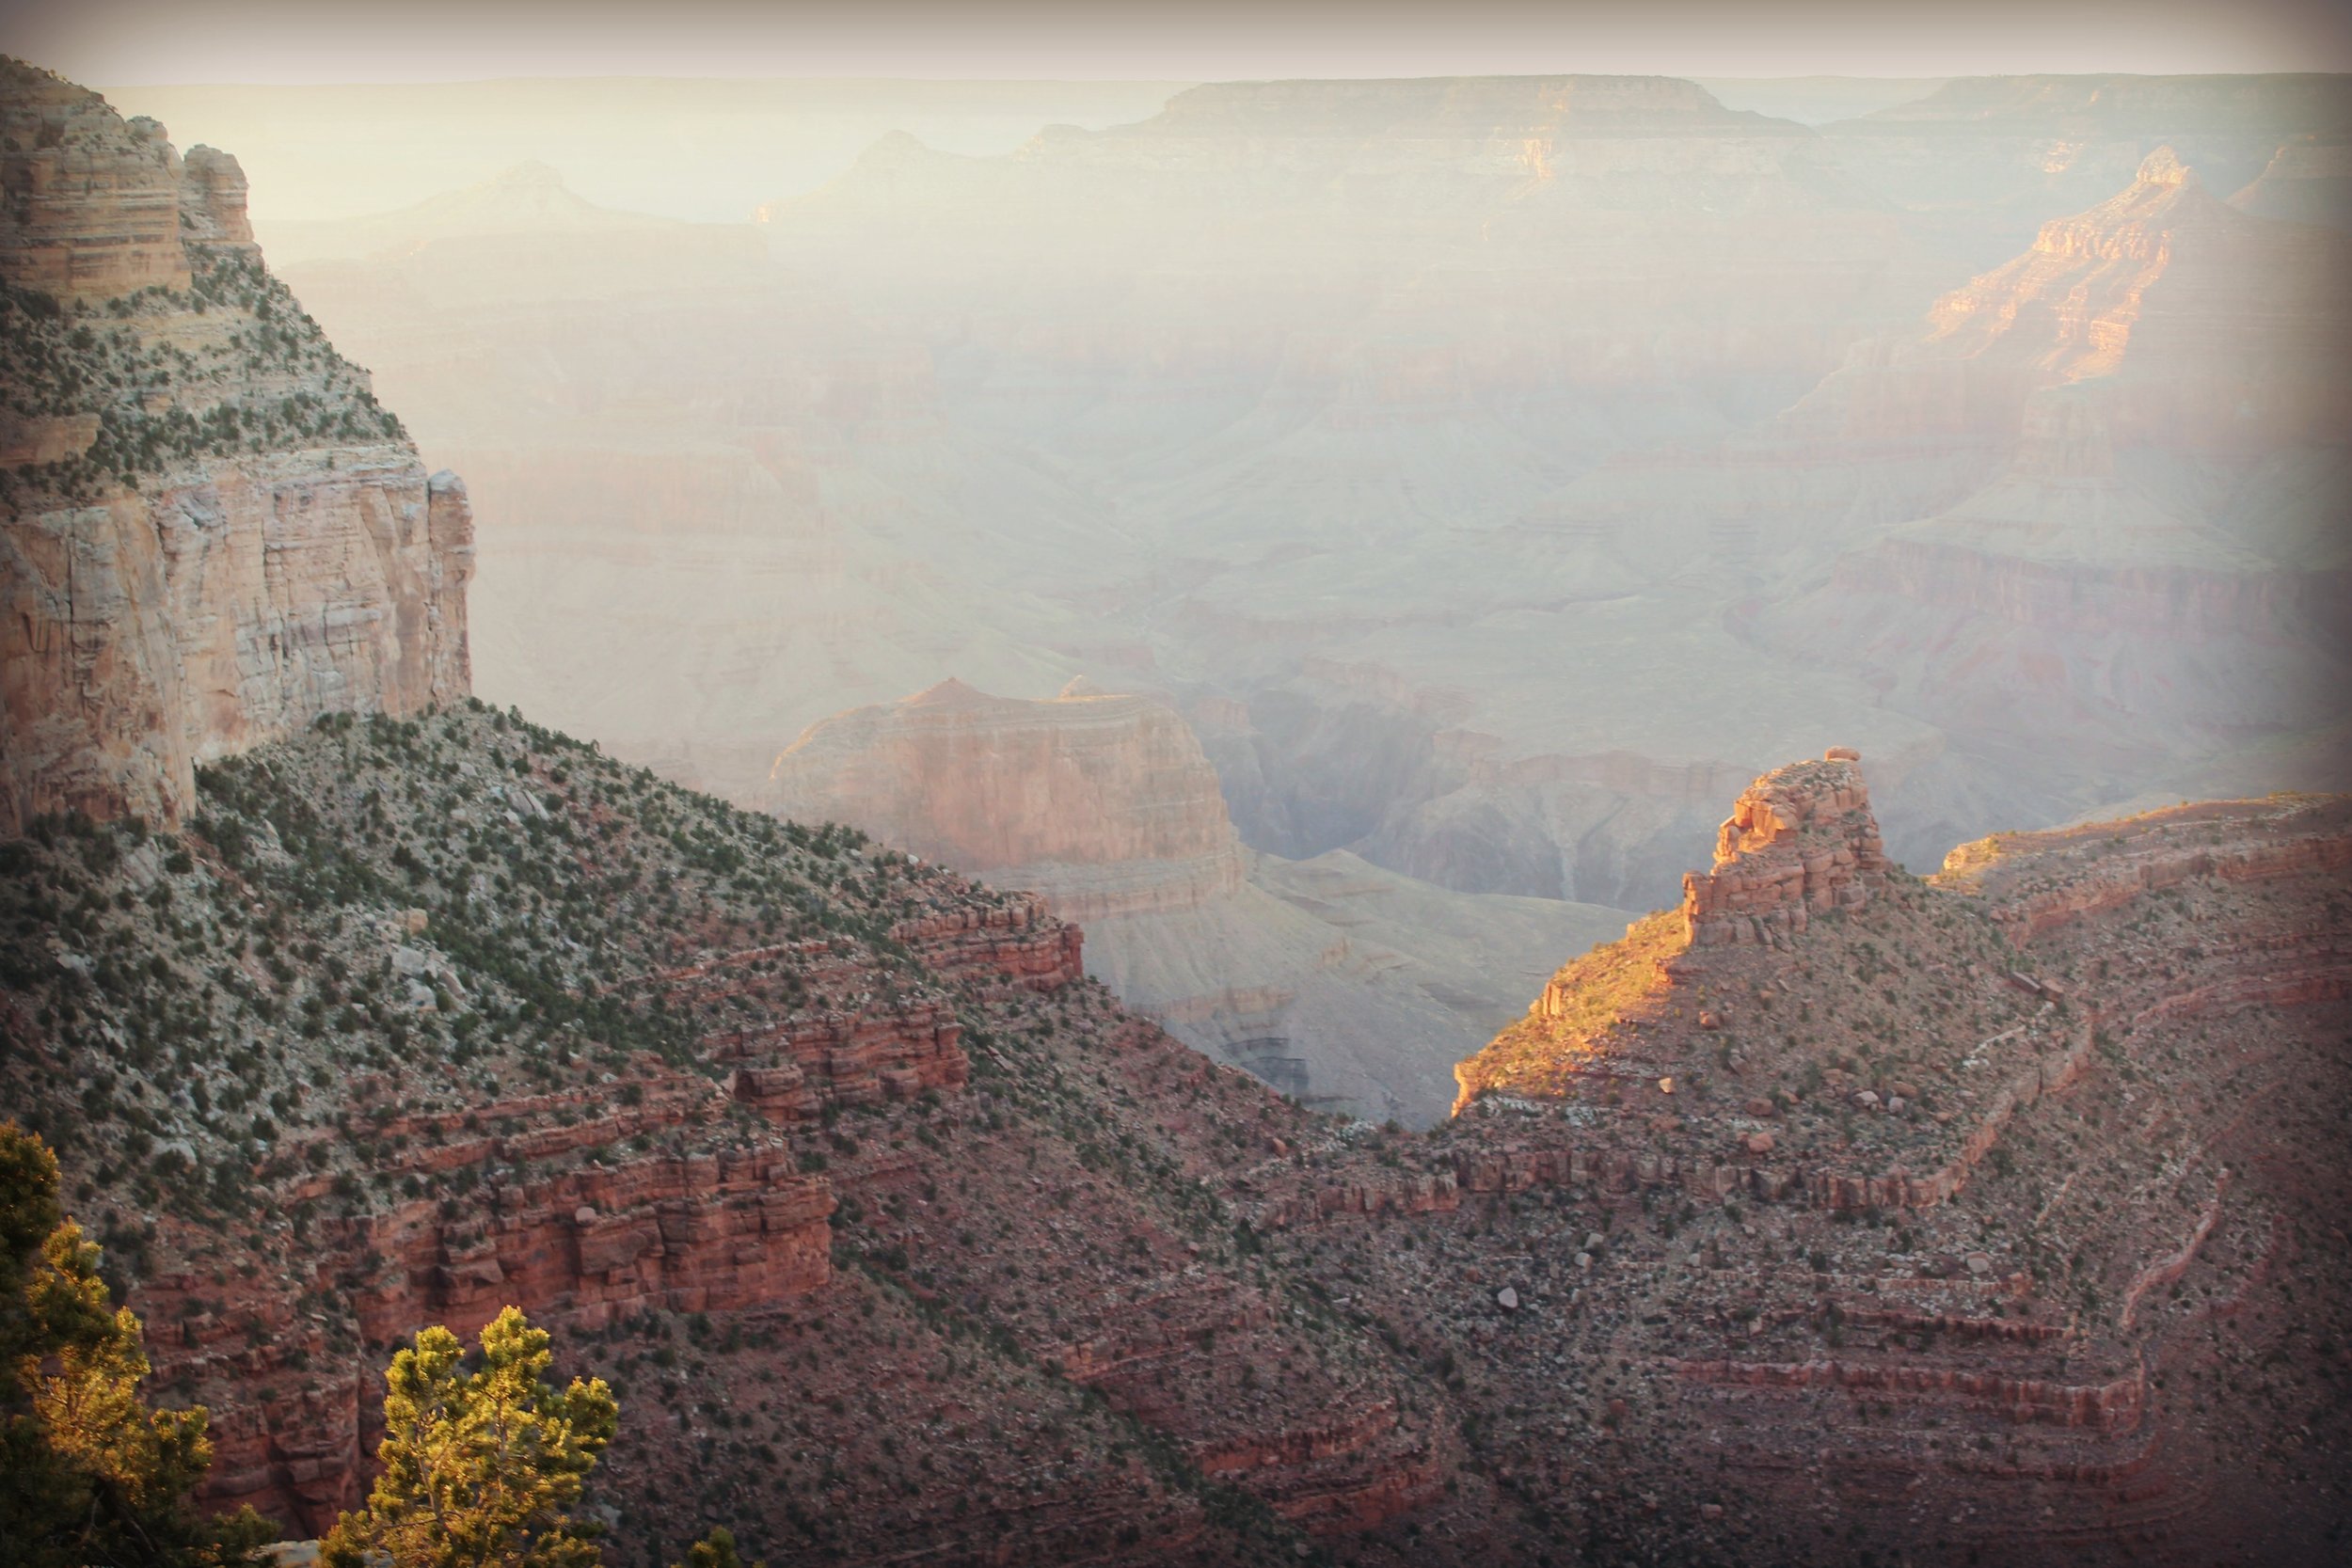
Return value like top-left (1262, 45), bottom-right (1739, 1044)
top-left (770, 679), bottom-right (1629, 1121)
top-left (770, 678), bottom-right (1247, 921)
top-left (1682, 749), bottom-right (1888, 945)
top-left (1410, 760), bottom-right (2352, 1563)
top-left (0, 59), bottom-right (472, 835)
top-left (0, 68), bottom-right (190, 297)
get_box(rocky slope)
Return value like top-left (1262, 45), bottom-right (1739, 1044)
top-left (1408, 754), bottom-right (2352, 1563)
top-left (0, 705), bottom-right (1514, 1563)
top-left (12, 717), bottom-right (2343, 1564)
top-left (768, 679), bottom-right (1628, 1121)
top-left (0, 58), bottom-right (472, 836)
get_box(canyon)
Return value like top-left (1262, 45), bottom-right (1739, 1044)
top-left (199, 68), bottom-right (2346, 926)
top-left (768, 677), bottom-right (1627, 1121)
top-left (2, 56), bottom-right (2347, 1568)
top-left (6, 710), bottom-right (2343, 1564)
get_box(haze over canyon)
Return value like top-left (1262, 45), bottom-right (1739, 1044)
top-left (101, 64), bottom-right (2352, 1113)
top-left (1, 34), bottom-right (2348, 1568)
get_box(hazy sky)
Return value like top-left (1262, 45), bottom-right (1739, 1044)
top-left (7, 0), bottom-right (2350, 84)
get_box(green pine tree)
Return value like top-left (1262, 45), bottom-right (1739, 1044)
top-left (0, 1121), bottom-right (277, 1567)
top-left (322, 1306), bottom-right (619, 1568)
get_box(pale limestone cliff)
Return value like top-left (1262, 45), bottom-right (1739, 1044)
top-left (0, 59), bottom-right (472, 832)
top-left (0, 64), bottom-right (189, 298)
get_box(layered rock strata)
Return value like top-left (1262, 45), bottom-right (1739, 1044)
top-left (1682, 749), bottom-right (1888, 945)
top-left (1296, 774), bottom-right (2351, 1564)
top-left (0, 59), bottom-right (471, 834)
top-left (770, 680), bottom-right (1629, 1121)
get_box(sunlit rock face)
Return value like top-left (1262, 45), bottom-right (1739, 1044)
top-left (770, 680), bottom-right (1629, 1122)
top-left (0, 62), bottom-right (473, 833)
top-left (1817, 72), bottom-right (2352, 261)
top-left (1745, 151), bottom-right (2352, 800)
top-left (1682, 751), bottom-right (1889, 947)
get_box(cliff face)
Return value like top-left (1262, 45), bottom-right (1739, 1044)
top-left (0, 59), bottom-right (472, 834)
top-left (0, 68), bottom-right (189, 297)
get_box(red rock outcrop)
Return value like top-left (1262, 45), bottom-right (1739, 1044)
top-left (1681, 749), bottom-right (1888, 946)
top-left (892, 894), bottom-right (1089, 993)
top-left (1937, 795), bottom-right (2352, 940)
top-left (109, 1045), bottom-right (838, 1535)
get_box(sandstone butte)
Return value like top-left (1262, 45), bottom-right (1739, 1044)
top-left (5, 56), bottom-right (2352, 1568)
top-left (0, 56), bottom-right (472, 837)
